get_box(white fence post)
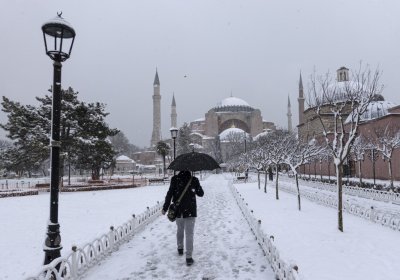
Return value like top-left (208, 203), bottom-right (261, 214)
top-left (109, 226), bottom-right (115, 253)
top-left (71, 245), bottom-right (78, 279)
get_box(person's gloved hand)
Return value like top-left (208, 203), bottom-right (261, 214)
top-left (162, 209), bottom-right (166, 215)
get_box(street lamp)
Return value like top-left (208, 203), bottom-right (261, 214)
top-left (42, 13), bottom-right (76, 265)
top-left (170, 127), bottom-right (178, 160)
top-left (170, 127), bottom-right (178, 176)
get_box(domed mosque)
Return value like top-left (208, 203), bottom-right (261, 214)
top-left (189, 96), bottom-right (276, 159)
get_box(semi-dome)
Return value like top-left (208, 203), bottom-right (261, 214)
top-left (345, 100), bottom-right (397, 123)
top-left (219, 127), bottom-right (247, 141)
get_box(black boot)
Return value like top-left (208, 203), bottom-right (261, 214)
top-left (186, 258), bottom-right (194, 266)
top-left (178, 249), bottom-right (184, 255)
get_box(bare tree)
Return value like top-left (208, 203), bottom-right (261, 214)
top-left (268, 131), bottom-right (289, 200)
top-left (250, 146), bottom-right (271, 193)
top-left (350, 135), bottom-right (368, 186)
top-left (224, 131), bottom-right (246, 162)
top-left (373, 124), bottom-right (400, 188)
top-left (308, 64), bottom-right (383, 232)
top-left (283, 134), bottom-right (324, 210)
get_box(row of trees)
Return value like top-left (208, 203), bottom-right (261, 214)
top-left (350, 126), bottom-right (400, 187)
top-left (228, 65), bottom-right (388, 232)
top-left (0, 87), bottom-right (119, 180)
top-left (227, 130), bottom-right (323, 210)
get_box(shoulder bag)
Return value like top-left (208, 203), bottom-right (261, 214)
top-left (167, 176), bottom-right (192, 222)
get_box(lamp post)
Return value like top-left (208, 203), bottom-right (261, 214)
top-left (170, 127), bottom-right (178, 175)
top-left (42, 13), bottom-right (75, 265)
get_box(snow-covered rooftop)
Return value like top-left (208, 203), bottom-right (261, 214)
top-left (193, 117), bottom-right (205, 122)
top-left (219, 127), bottom-right (247, 141)
top-left (345, 101), bottom-right (397, 123)
top-left (190, 132), bottom-right (205, 138)
top-left (253, 129), bottom-right (272, 140)
top-left (116, 155), bottom-right (134, 162)
top-left (217, 97), bottom-right (250, 107)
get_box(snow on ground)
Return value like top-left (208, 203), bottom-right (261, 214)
top-left (233, 175), bottom-right (400, 280)
top-left (0, 184), bottom-right (168, 279)
top-left (2, 174), bottom-right (400, 279)
top-left (85, 175), bottom-right (275, 280)
top-left (278, 175), bottom-right (400, 214)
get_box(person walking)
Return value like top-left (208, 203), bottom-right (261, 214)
top-left (162, 170), bottom-right (204, 266)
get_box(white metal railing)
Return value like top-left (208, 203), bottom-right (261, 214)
top-left (26, 201), bottom-right (164, 280)
top-left (283, 175), bottom-right (400, 204)
top-left (228, 181), bottom-right (301, 280)
top-left (276, 181), bottom-right (400, 232)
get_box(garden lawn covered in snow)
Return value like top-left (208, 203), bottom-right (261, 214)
top-left (233, 174), bottom-right (400, 280)
top-left (0, 184), bottom-right (168, 279)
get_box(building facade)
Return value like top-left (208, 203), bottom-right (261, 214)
top-left (297, 66), bottom-right (400, 182)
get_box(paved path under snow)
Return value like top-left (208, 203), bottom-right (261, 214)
top-left (85, 175), bottom-right (275, 280)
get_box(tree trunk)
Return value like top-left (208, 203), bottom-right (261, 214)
top-left (258, 171), bottom-right (260, 190)
top-left (314, 161), bottom-right (317, 179)
top-left (275, 165), bottom-right (279, 200)
top-left (92, 167), bottom-right (100, 180)
top-left (358, 160), bottom-right (362, 186)
top-left (388, 159), bottom-right (393, 188)
top-left (296, 173), bottom-right (301, 211)
top-left (162, 155), bottom-right (166, 178)
top-left (336, 164), bottom-right (344, 232)
top-left (264, 170), bottom-right (267, 193)
top-left (320, 161), bottom-right (323, 181)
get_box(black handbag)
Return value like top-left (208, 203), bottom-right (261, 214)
top-left (167, 177), bottom-right (192, 222)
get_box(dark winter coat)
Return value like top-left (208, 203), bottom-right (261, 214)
top-left (163, 171), bottom-right (204, 218)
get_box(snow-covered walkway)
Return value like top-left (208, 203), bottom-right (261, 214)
top-left (85, 175), bottom-right (275, 280)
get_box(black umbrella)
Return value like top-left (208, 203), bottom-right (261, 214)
top-left (168, 152), bottom-right (220, 171)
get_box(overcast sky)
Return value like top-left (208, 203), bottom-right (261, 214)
top-left (1, 0), bottom-right (400, 147)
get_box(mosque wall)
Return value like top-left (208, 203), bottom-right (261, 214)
top-left (204, 111), bottom-right (219, 136)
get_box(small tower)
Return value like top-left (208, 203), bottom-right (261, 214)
top-left (171, 93), bottom-right (177, 128)
top-left (287, 96), bottom-right (292, 132)
top-left (151, 69), bottom-right (162, 147)
top-left (298, 72), bottom-right (305, 125)
top-left (337, 66), bottom-right (349, 82)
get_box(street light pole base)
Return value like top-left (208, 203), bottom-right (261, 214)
top-left (43, 222), bottom-right (62, 265)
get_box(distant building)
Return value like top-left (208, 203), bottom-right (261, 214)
top-left (297, 66), bottom-right (400, 181)
top-left (190, 96), bottom-right (276, 138)
top-left (115, 155), bottom-right (135, 175)
top-left (188, 96), bottom-right (277, 161)
top-left (298, 67), bottom-right (353, 142)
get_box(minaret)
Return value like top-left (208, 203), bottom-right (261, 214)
top-left (298, 72), bottom-right (305, 125)
top-left (287, 96), bottom-right (292, 132)
top-left (151, 69), bottom-right (161, 147)
top-left (171, 93), bottom-right (177, 128)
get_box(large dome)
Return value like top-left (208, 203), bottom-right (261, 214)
top-left (345, 100), bottom-right (397, 123)
top-left (213, 97), bottom-right (254, 112)
top-left (217, 97), bottom-right (250, 107)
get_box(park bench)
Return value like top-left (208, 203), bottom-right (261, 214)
top-left (148, 178), bottom-right (167, 185)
